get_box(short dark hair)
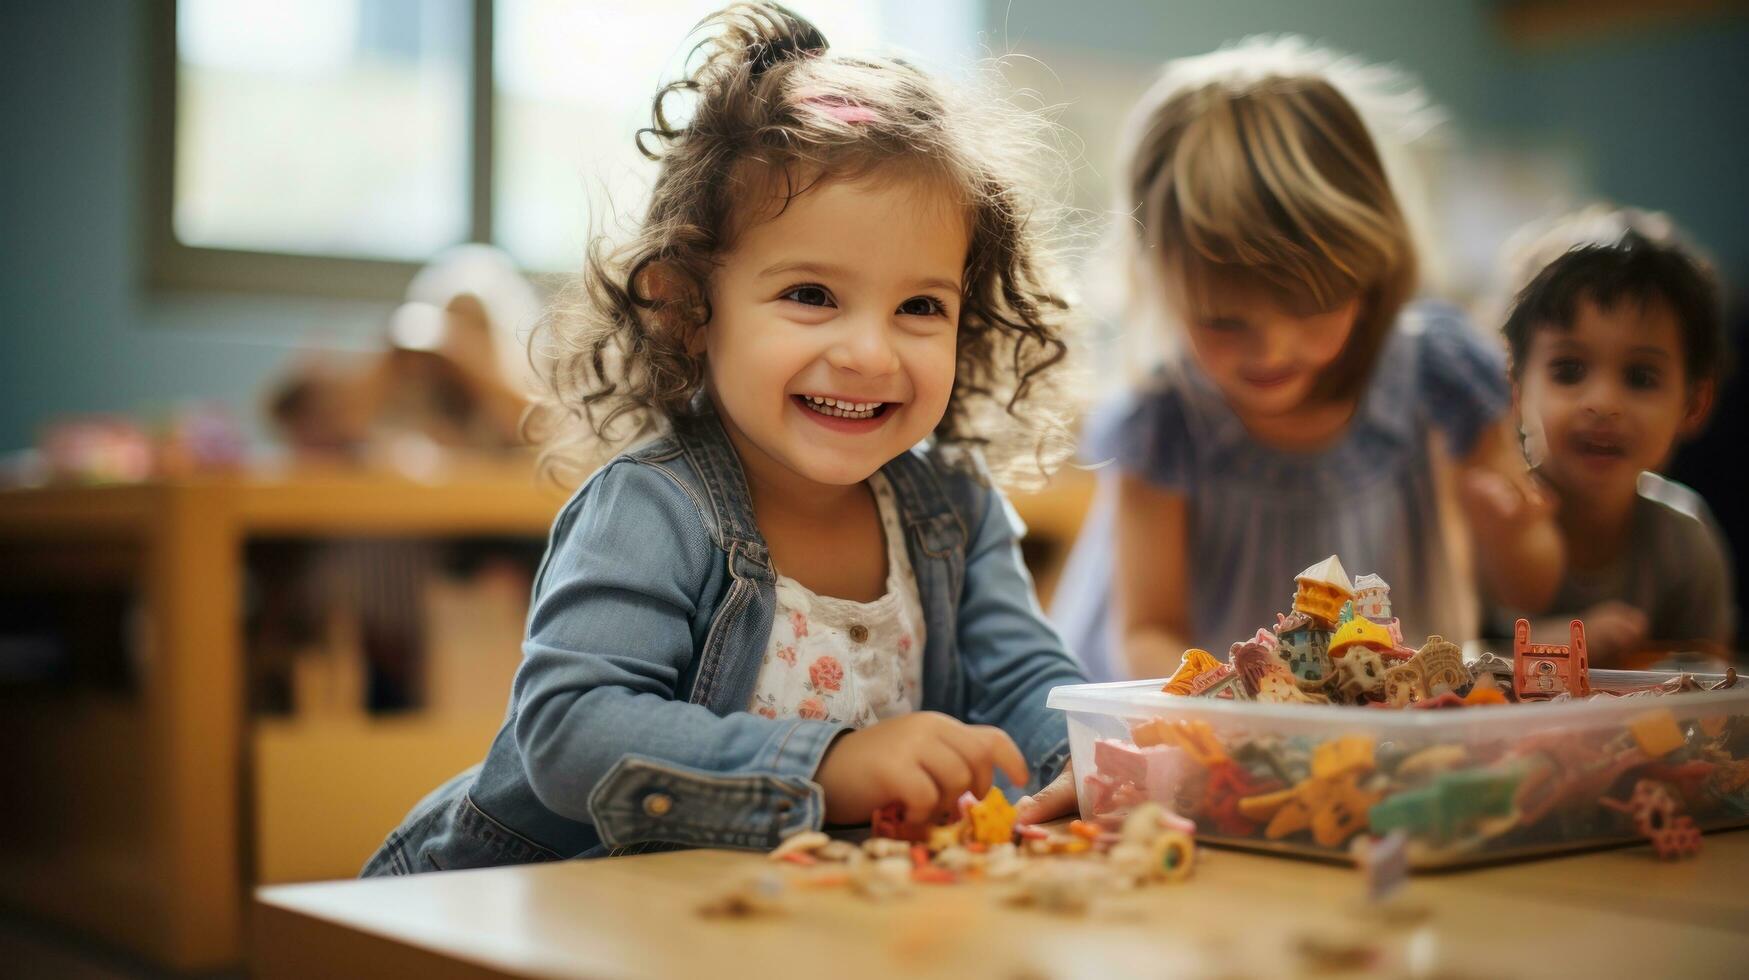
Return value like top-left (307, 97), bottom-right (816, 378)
top-left (1502, 228), bottom-right (1726, 385)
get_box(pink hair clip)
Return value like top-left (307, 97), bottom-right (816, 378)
top-left (799, 94), bottom-right (878, 125)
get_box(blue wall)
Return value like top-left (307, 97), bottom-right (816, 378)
top-left (2, 2), bottom-right (1744, 453)
top-left (1495, 19), bottom-right (1749, 279)
top-left (0, 1), bottom-right (388, 454)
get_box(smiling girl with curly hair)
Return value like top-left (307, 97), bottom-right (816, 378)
top-left (364, 3), bottom-right (1088, 875)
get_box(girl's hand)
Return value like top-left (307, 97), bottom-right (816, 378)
top-left (814, 712), bottom-right (1028, 826)
top-left (1014, 762), bottom-right (1078, 824)
top-left (1458, 466), bottom-right (1556, 538)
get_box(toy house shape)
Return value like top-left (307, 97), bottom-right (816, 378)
top-left (1327, 615), bottom-right (1393, 660)
top-left (1293, 555), bottom-right (1354, 626)
top-left (1416, 636), bottom-right (1468, 696)
top-left (1275, 615), bottom-right (1332, 682)
top-left (1512, 618), bottom-right (1590, 699)
top-left (1352, 573), bottom-right (1392, 623)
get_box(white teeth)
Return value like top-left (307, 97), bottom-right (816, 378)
top-left (800, 395), bottom-right (882, 420)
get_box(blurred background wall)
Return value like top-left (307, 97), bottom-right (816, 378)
top-left (3, 0), bottom-right (1746, 455)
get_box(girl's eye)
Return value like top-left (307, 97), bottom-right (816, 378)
top-left (1626, 364), bottom-right (1661, 390)
top-left (781, 284), bottom-right (835, 308)
top-left (897, 295), bottom-right (947, 318)
top-left (1548, 358), bottom-right (1585, 384)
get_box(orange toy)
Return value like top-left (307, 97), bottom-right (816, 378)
top-left (1512, 618), bottom-right (1590, 699)
top-left (966, 788), bottom-right (1017, 846)
top-left (1292, 555), bottom-right (1354, 627)
top-left (1163, 648), bottom-right (1222, 695)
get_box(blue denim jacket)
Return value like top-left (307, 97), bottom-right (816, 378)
top-left (362, 409), bottom-right (1086, 875)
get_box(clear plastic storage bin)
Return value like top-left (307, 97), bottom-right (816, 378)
top-left (1046, 670), bottom-right (1749, 868)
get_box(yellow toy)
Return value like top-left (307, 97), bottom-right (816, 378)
top-left (1311, 735), bottom-right (1376, 780)
top-left (1629, 710), bottom-right (1685, 759)
top-left (1327, 616), bottom-right (1394, 660)
top-left (966, 787), bottom-right (1017, 846)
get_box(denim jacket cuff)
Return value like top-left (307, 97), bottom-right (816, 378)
top-left (1034, 735), bottom-right (1072, 793)
top-left (586, 719), bottom-right (849, 851)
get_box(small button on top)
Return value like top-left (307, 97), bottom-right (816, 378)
top-left (642, 792), bottom-right (674, 818)
top-left (849, 623), bottom-right (869, 644)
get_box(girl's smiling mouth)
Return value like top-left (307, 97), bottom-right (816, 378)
top-left (792, 393), bottom-right (898, 432)
top-left (1569, 428), bottom-right (1629, 462)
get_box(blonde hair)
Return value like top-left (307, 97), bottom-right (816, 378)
top-left (1118, 36), bottom-right (1435, 399)
top-left (530, 3), bottom-right (1079, 488)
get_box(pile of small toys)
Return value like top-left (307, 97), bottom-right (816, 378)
top-left (1075, 555), bottom-right (1747, 867)
top-left (701, 790), bottom-right (1198, 918)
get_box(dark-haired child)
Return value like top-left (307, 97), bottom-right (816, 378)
top-left (1488, 208), bottom-right (1735, 665)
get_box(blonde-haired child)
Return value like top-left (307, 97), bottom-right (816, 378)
top-left (364, 3), bottom-right (1086, 873)
top-left (1052, 37), bottom-right (1563, 682)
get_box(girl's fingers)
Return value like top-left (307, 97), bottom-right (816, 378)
top-left (1014, 767), bottom-right (1078, 824)
top-left (916, 739), bottom-right (975, 816)
top-left (971, 726), bottom-right (1030, 788)
top-left (939, 725), bottom-right (997, 799)
top-left (889, 765), bottom-right (940, 825)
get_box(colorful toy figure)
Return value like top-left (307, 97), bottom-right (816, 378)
top-left (1163, 648), bottom-right (1222, 695)
top-left (966, 787), bottom-right (1018, 846)
top-left (1513, 618), bottom-right (1590, 699)
top-left (1383, 658), bottom-right (1427, 707)
top-left (1416, 636), bottom-right (1468, 696)
top-left (1292, 555), bottom-right (1354, 627)
top-left (1351, 573), bottom-right (1393, 623)
top-left (1192, 667), bottom-right (1248, 699)
top-left (1368, 769), bottom-right (1520, 843)
top-left (1601, 780), bottom-right (1702, 859)
top-left (1275, 611), bottom-right (1333, 681)
top-left (1231, 640), bottom-right (1279, 698)
top-left (1327, 616), bottom-right (1394, 661)
top-left (1233, 640), bottom-right (1324, 703)
top-left (1335, 647), bottom-right (1389, 703)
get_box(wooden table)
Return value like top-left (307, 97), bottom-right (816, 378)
top-left (255, 831), bottom-right (1749, 979)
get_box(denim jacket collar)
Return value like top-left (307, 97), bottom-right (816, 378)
top-left (670, 408), bottom-right (968, 569)
top-left (669, 407), bottom-right (971, 715)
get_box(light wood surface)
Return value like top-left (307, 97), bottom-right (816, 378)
top-left (255, 831), bottom-right (1749, 980)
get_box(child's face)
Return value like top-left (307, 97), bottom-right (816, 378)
top-left (1177, 291), bottom-right (1359, 418)
top-left (1514, 295), bottom-right (1711, 503)
top-left (703, 174), bottom-right (966, 488)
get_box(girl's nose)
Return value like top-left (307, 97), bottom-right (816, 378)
top-left (826, 315), bottom-right (901, 376)
top-left (1578, 376), bottom-right (1622, 417)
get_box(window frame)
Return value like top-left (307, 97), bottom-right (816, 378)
top-left (143, 0), bottom-right (496, 301)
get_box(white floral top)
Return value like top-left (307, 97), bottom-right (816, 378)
top-left (748, 473), bottom-right (925, 727)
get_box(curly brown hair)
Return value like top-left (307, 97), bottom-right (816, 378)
top-left (528, 3), bottom-right (1080, 488)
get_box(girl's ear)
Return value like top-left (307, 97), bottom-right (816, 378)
top-left (1680, 378), bottom-right (1717, 438)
